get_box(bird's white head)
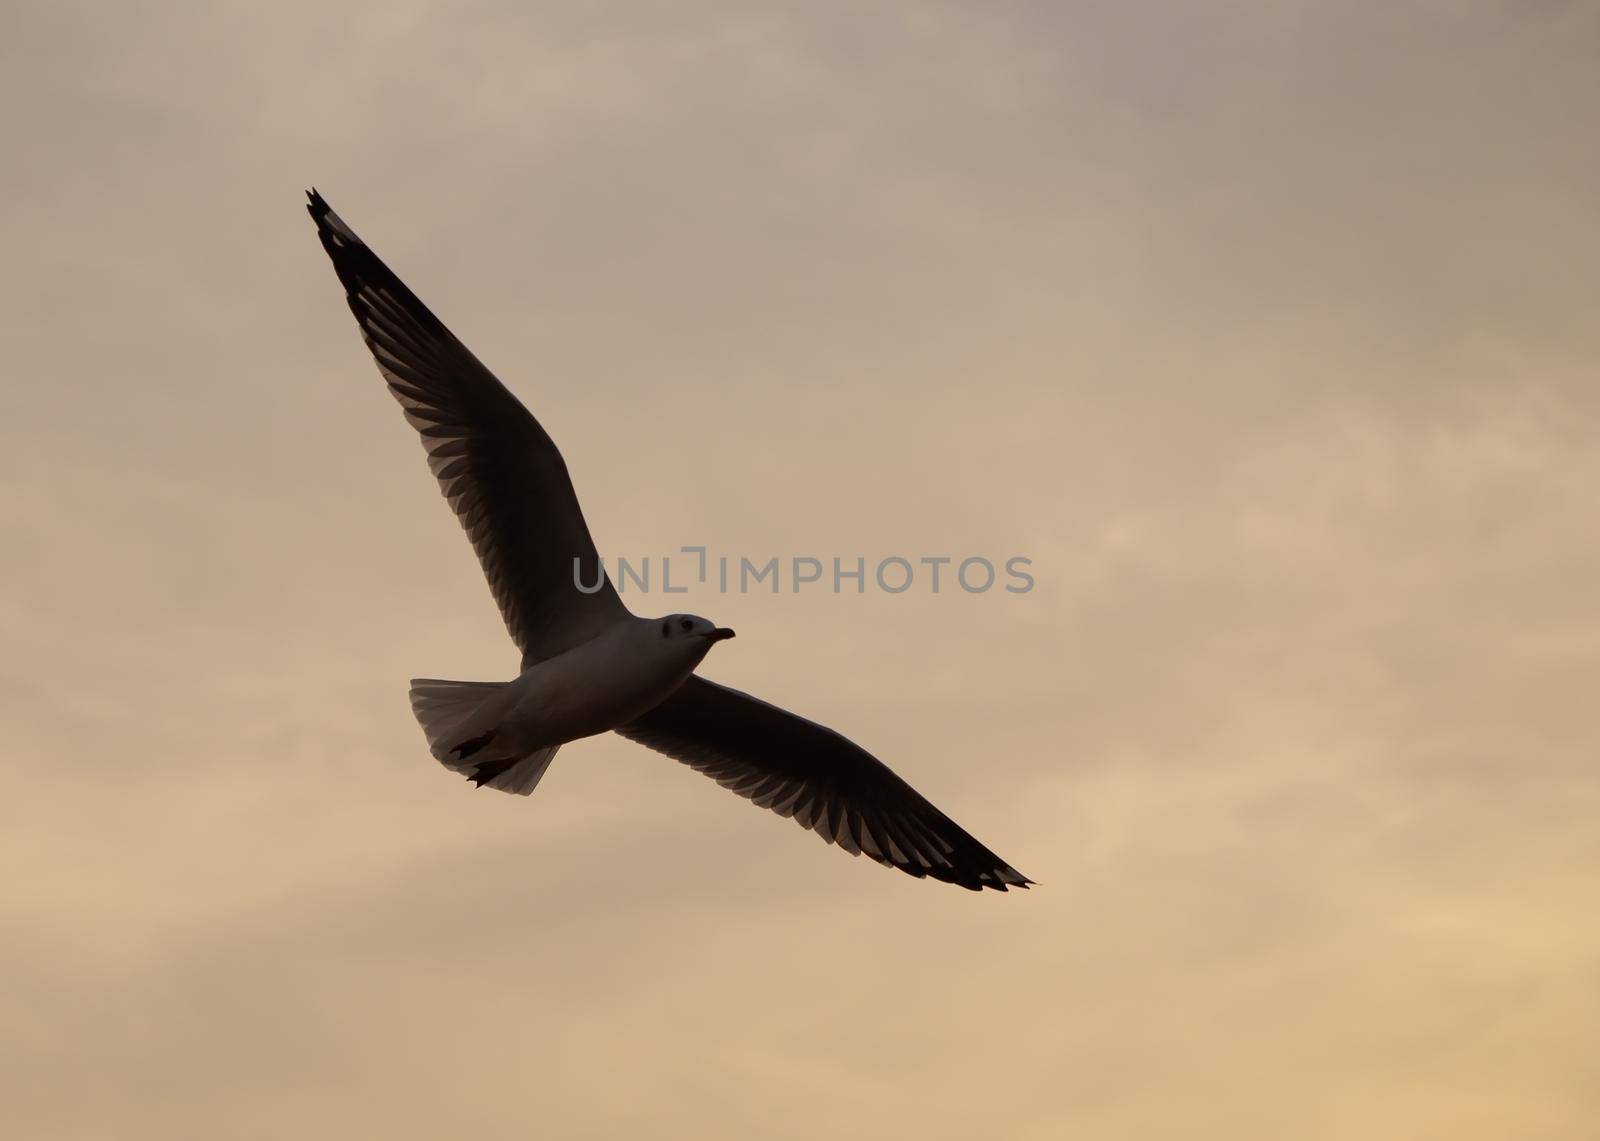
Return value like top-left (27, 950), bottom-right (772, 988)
top-left (655, 613), bottom-right (737, 652)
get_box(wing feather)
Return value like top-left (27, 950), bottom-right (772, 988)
top-left (619, 677), bottom-right (1031, 892)
top-left (307, 190), bottom-right (628, 663)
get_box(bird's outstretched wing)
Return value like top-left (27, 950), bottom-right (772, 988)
top-left (307, 190), bottom-right (628, 663)
top-left (618, 677), bottom-right (1032, 891)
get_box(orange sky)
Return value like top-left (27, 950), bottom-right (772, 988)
top-left (3, 2), bottom-right (1598, 1137)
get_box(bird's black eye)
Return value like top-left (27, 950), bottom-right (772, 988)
top-left (661, 620), bottom-right (670, 638)
top-left (680, 618), bottom-right (694, 632)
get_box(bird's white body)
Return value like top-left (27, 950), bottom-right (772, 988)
top-left (463, 617), bottom-right (722, 753)
top-left (408, 615), bottom-right (733, 795)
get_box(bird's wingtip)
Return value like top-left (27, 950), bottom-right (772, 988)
top-left (305, 189), bottom-right (360, 249)
top-left (983, 866), bottom-right (1034, 892)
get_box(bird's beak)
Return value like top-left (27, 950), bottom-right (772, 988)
top-left (708, 627), bottom-right (737, 642)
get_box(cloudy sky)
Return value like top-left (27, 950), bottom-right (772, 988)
top-left (3, 1), bottom-right (1598, 1137)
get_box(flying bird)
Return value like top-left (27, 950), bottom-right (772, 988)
top-left (307, 190), bottom-right (1030, 892)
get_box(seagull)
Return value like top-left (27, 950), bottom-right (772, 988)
top-left (307, 190), bottom-right (1031, 892)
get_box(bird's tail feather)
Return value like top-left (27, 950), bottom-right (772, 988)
top-left (408, 678), bottom-right (560, 796)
